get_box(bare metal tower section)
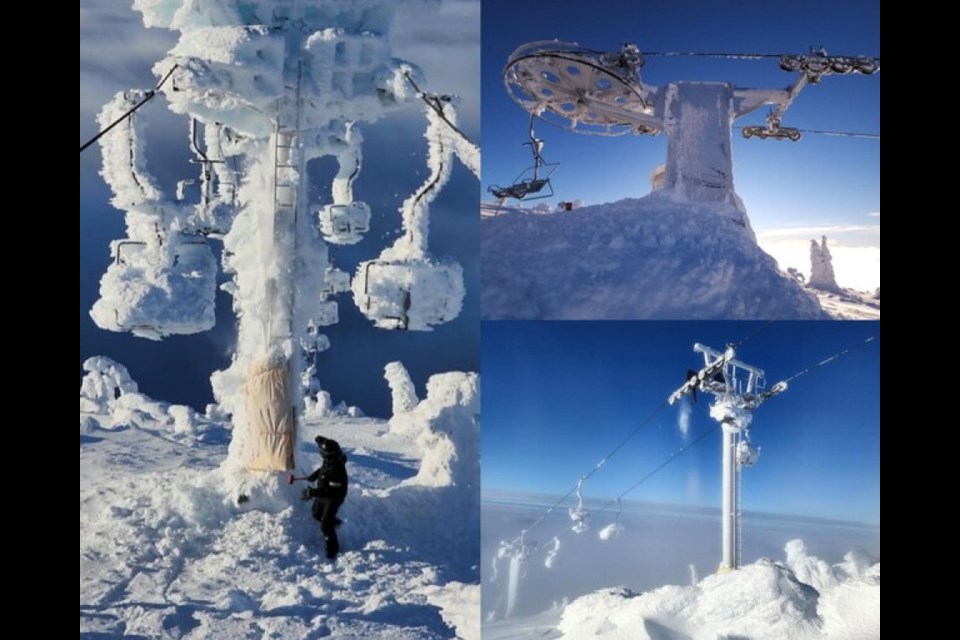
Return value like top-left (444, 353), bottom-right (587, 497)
top-left (669, 343), bottom-right (786, 571)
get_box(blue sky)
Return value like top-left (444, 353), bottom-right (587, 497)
top-left (79, 0), bottom-right (480, 417)
top-left (482, 321), bottom-right (880, 525)
top-left (482, 0), bottom-right (880, 289)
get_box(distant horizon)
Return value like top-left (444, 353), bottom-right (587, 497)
top-left (481, 488), bottom-right (881, 528)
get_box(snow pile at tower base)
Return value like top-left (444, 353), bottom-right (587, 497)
top-left (554, 539), bottom-right (879, 640)
top-left (482, 195), bottom-right (824, 319)
top-left (81, 360), bottom-right (482, 639)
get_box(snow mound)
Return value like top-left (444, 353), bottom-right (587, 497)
top-left (393, 371), bottom-right (480, 489)
top-left (80, 356), bottom-right (219, 440)
top-left (80, 356), bottom-right (139, 413)
top-left (421, 582), bottom-right (480, 640)
top-left (554, 540), bottom-right (879, 640)
top-left (482, 194), bottom-right (825, 319)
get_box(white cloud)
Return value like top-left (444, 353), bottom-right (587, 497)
top-left (758, 224), bottom-right (879, 239)
top-left (867, 211), bottom-right (880, 217)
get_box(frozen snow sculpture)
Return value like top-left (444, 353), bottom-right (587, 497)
top-left (80, 356), bottom-right (139, 413)
top-left (89, 0), bottom-right (477, 475)
top-left (353, 91), bottom-right (477, 331)
top-left (384, 361), bottom-right (419, 418)
top-left (809, 235), bottom-right (842, 293)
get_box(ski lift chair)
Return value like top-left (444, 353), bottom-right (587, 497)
top-left (92, 235), bottom-right (218, 339)
top-left (352, 256), bottom-right (464, 331)
top-left (318, 201), bottom-right (371, 245)
top-left (488, 115), bottom-right (560, 213)
top-left (488, 158), bottom-right (559, 202)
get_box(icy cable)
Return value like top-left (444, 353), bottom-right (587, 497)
top-left (734, 126), bottom-right (880, 139)
top-left (546, 422), bottom-right (721, 551)
top-left (508, 398), bottom-right (672, 547)
top-left (778, 335), bottom-right (878, 386)
top-left (640, 50), bottom-right (880, 62)
top-left (731, 321), bottom-right (772, 350)
top-left (403, 72), bottom-right (477, 148)
top-left (80, 65), bottom-right (179, 154)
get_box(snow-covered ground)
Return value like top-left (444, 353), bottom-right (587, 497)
top-left (811, 288), bottom-right (879, 320)
top-left (481, 197), bottom-right (826, 320)
top-left (81, 365), bottom-right (479, 639)
top-left (482, 496), bottom-right (879, 640)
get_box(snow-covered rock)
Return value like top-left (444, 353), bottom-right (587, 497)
top-left (809, 235), bottom-right (842, 293)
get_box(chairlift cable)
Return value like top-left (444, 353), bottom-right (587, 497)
top-left (641, 51), bottom-right (880, 62)
top-left (734, 125), bottom-right (879, 139)
top-left (80, 65), bottom-right (179, 154)
top-left (403, 72), bottom-right (477, 147)
top-left (779, 335), bottom-right (878, 385)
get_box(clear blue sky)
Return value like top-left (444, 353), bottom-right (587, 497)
top-left (80, 1), bottom-right (480, 417)
top-left (482, 0), bottom-right (880, 288)
top-left (482, 321), bottom-right (880, 525)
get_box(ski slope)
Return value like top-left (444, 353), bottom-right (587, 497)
top-left (481, 196), bottom-right (826, 320)
top-left (80, 363), bottom-right (480, 639)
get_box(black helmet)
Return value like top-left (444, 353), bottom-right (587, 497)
top-left (316, 436), bottom-right (341, 457)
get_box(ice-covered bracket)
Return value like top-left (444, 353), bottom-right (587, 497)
top-left (352, 94), bottom-right (479, 331)
top-left (91, 90), bottom-right (217, 340)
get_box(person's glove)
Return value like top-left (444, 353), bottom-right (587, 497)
top-left (300, 487), bottom-right (313, 501)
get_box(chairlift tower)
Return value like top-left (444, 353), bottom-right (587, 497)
top-left (502, 42), bottom-right (877, 205)
top-left (669, 343), bottom-right (787, 570)
top-left (90, 0), bottom-right (469, 477)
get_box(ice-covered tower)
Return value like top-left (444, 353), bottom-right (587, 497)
top-left (669, 343), bottom-right (786, 571)
top-left (502, 43), bottom-right (877, 214)
top-left (90, 0), bottom-right (472, 477)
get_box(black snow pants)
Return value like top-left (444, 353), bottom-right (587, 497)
top-left (312, 496), bottom-right (343, 558)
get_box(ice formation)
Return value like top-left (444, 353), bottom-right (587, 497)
top-left (809, 235), bottom-right (842, 293)
top-left (88, 0), bottom-right (478, 476)
top-left (80, 356), bottom-right (139, 413)
top-left (384, 361), bottom-right (419, 420)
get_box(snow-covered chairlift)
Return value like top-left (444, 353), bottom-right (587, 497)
top-left (91, 235), bottom-right (217, 340)
top-left (319, 201), bottom-right (371, 245)
top-left (352, 88), bottom-right (470, 331)
top-left (353, 256), bottom-right (463, 331)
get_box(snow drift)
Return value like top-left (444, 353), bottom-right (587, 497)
top-left (482, 195), bottom-right (825, 320)
top-left (554, 539), bottom-right (879, 640)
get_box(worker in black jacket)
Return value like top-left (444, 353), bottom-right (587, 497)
top-left (305, 436), bottom-right (349, 559)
